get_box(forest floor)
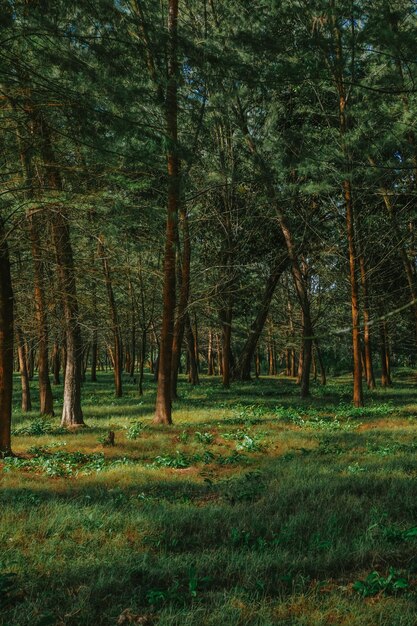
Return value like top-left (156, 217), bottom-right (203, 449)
top-left (2, 372), bottom-right (417, 625)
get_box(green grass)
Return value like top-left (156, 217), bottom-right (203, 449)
top-left (2, 371), bottom-right (417, 625)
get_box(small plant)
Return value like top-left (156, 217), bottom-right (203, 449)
top-left (235, 434), bottom-right (263, 452)
top-left (98, 430), bottom-right (115, 446)
top-left (217, 451), bottom-right (246, 465)
top-left (194, 431), bottom-right (214, 445)
top-left (153, 451), bottom-right (192, 469)
top-left (125, 421), bottom-right (145, 440)
top-left (353, 568), bottom-right (409, 597)
top-left (3, 450), bottom-right (134, 477)
top-left (347, 462), bottom-right (366, 473)
top-left (12, 419), bottom-right (54, 436)
top-left (178, 430), bottom-right (189, 443)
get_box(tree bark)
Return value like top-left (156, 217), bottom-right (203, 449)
top-left (233, 252), bottom-right (288, 380)
top-left (0, 218), bottom-right (14, 456)
top-left (359, 254), bottom-right (376, 389)
top-left (17, 327), bottom-right (32, 412)
top-left (154, 0), bottom-right (179, 424)
top-left (237, 102), bottom-right (313, 398)
top-left (331, 5), bottom-right (364, 406)
top-left (171, 200), bottom-right (191, 398)
top-left (99, 236), bottom-right (123, 397)
top-left (52, 339), bottom-right (60, 385)
top-left (185, 312), bottom-right (199, 385)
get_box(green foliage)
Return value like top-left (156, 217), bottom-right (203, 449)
top-left (11, 419), bottom-right (65, 436)
top-left (353, 568), bottom-right (409, 597)
top-left (3, 449), bottom-right (133, 477)
top-left (125, 421), bottom-right (146, 440)
top-left (194, 431), bottom-right (214, 445)
top-left (152, 452), bottom-right (193, 469)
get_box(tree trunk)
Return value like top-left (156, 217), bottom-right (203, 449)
top-left (380, 318), bottom-right (391, 387)
top-left (17, 109), bottom-right (53, 415)
top-left (29, 106), bottom-right (83, 426)
top-left (138, 328), bottom-right (147, 396)
top-left (91, 329), bottom-right (98, 382)
top-left (207, 328), bottom-right (214, 375)
top-left (52, 339), bottom-right (60, 385)
top-left (221, 304), bottom-right (232, 388)
top-left (314, 339), bottom-right (326, 386)
top-left (234, 253), bottom-right (287, 381)
top-left (329, 4), bottom-right (363, 406)
top-left (28, 215), bottom-right (54, 415)
top-left (238, 103), bottom-right (313, 398)
top-left (185, 313), bottom-right (199, 385)
top-left (171, 195), bottom-right (191, 398)
top-left (17, 327), bottom-right (32, 412)
top-left (51, 211), bottom-right (84, 427)
top-left (359, 254), bottom-right (376, 389)
top-left (154, 0), bottom-right (179, 425)
top-left (0, 219), bottom-right (14, 456)
top-left (99, 236), bottom-right (123, 397)
top-left (255, 348), bottom-right (261, 378)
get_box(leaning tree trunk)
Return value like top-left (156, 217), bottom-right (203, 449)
top-left (17, 327), bottom-right (32, 412)
top-left (0, 219), bottom-right (14, 456)
top-left (154, 0), bottom-right (180, 424)
top-left (233, 252), bottom-right (288, 380)
top-left (238, 104), bottom-right (313, 398)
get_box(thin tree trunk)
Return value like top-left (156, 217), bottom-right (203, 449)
top-left (207, 328), bottom-right (214, 375)
top-left (52, 339), bottom-right (60, 385)
top-left (138, 328), bottom-right (147, 396)
top-left (0, 219), bottom-right (14, 456)
top-left (255, 348), bottom-right (261, 378)
top-left (216, 332), bottom-right (222, 375)
top-left (17, 111), bottom-right (53, 415)
top-left (99, 236), bottom-right (123, 397)
top-left (237, 104), bottom-right (313, 397)
top-left (185, 312), bottom-right (199, 385)
top-left (234, 254), bottom-right (287, 381)
top-left (331, 5), bottom-right (364, 407)
top-left (314, 339), bottom-right (326, 386)
top-left (17, 327), bottom-right (32, 412)
top-left (221, 305), bottom-right (232, 388)
top-left (91, 329), bottom-right (98, 382)
top-left (171, 196), bottom-right (191, 398)
top-left (359, 254), bottom-right (376, 389)
top-left (380, 318), bottom-right (390, 387)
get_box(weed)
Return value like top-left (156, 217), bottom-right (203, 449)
top-left (353, 568), bottom-right (409, 597)
top-left (125, 421), bottom-right (146, 440)
top-left (194, 431), bottom-right (214, 445)
top-left (11, 419), bottom-right (65, 436)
